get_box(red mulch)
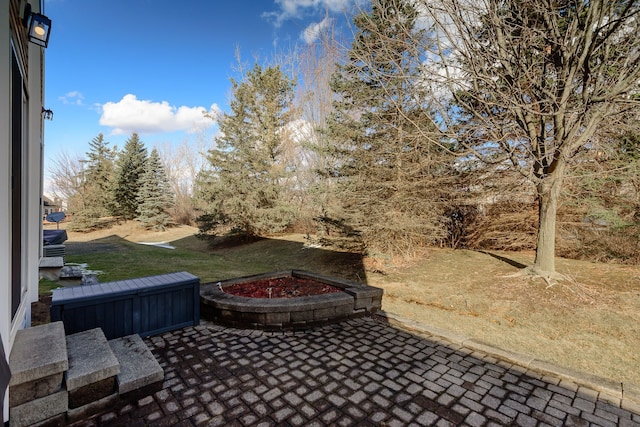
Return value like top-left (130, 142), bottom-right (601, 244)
top-left (223, 277), bottom-right (341, 298)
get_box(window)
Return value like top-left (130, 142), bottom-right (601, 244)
top-left (11, 45), bottom-right (26, 320)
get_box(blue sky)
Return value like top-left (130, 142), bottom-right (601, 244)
top-left (43, 0), bottom-right (355, 192)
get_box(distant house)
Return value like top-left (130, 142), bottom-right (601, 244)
top-left (42, 194), bottom-right (63, 218)
top-left (1, 0), bottom-right (49, 421)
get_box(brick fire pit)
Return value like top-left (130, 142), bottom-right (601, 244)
top-left (200, 270), bottom-right (383, 330)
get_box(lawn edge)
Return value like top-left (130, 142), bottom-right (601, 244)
top-left (376, 310), bottom-right (640, 410)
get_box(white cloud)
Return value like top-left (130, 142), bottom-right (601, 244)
top-left (264, 0), bottom-right (352, 27)
top-left (99, 94), bottom-right (219, 135)
top-left (59, 91), bottom-right (85, 105)
top-left (302, 16), bottom-right (332, 44)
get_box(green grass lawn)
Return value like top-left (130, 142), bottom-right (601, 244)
top-left (56, 235), bottom-right (365, 285)
top-left (37, 230), bottom-right (640, 388)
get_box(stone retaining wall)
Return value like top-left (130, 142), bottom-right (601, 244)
top-left (200, 270), bottom-right (383, 330)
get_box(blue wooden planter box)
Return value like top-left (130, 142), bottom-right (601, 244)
top-left (50, 271), bottom-right (200, 339)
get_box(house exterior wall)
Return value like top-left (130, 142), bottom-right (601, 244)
top-left (1, 0), bottom-right (46, 422)
top-left (1, 6), bottom-right (14, 398)
top-left (27, 12), bottom-right (44, 311)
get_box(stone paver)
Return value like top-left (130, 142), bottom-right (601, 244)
top-left (68, 318), bottom-right (640, 426)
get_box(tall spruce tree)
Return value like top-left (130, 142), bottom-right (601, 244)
top-left (195, 64), bottom-right (297, 238)
top-left (84, 133), bottom-right (117, 216)
top-left (67, 134), bottom-right (117, 231)
top-left (114, 133), bottom-right (147, 220)
top-left (136, 148), bottom-right (174, 230)
top-left (325, 0), bottom-right (450, 254)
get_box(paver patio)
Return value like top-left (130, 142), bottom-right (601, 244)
top-left (68, 317), bottom-right (640, 426)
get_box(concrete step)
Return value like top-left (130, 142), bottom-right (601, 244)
top-left (8, 325), bottom-right (164, 426)
top-left (38, 256), bottom-right (64, 281)
top-left (58, 265), bottom-right (84, 288)
top-left (8, 322), bottom-right (69, 427)
top-left (108, 334), bottom-right (164, 399)
top-left (65, 328), bottom-right (120, 413)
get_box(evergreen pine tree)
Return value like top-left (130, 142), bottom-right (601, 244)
top-left (114, 133), bottom-right (147, 220)
top-left (67, 133), bottom-right (117, 231)
top-left (195, 64), bottom-right (297, 238)
top-left (325, 0), bottom-right (450, 254)
top-left (136, 148), bottom-right (174, 230)
top-left (85, 133), bottom-right (117, 216)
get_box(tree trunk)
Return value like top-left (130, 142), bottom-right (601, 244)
top-left (532, 165), bottom-right (564, 275)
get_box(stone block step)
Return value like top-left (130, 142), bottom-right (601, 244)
top-left (38, 256), bottom-right (64, 281)
top-left (8, 322), bottom-right (68, 407)
top-left (9, 390), bottom-right (68, 427)
top-left (108, 334), bottom-right (164, 398)
top-left (65, 328), bottom-right (120, 409)
top-left (8, 325), bottom-right (164, 426)
top-left (8, 322), bottom-right (69, 426)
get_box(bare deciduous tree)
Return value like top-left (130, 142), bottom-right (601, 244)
top-left (421, 0), bottom-right (640, 276)
top-left (292, 18), bottom-right (347, 228)
top-left (159, 133), bottom-right (212, 225)
top-left (46, 150), bottom-right (86, 213)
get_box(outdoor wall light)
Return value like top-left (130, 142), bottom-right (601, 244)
top-left (23, 3), bottom-right (52, 48)
top-left (42, 107), bottom-right (53, 120)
